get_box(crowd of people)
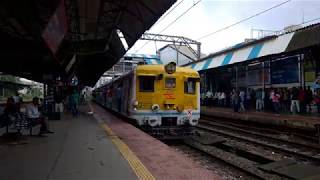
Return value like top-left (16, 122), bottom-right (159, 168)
top-left (0, 92), bottom-right (53, 136)
top-left (0, 88), bottom-right (89, 137)
top-left (202, 86), bottom-right (320, 115)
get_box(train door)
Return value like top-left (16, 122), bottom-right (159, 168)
top-left (122, 77), bottom-right (130, 115)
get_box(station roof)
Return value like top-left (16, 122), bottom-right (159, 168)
top-left (0, 0), bottom-right (176, 86)
top-left (185, 23), bottom-right (320, 71)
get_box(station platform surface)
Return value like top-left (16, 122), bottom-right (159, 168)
top-left (90, 103), bottom-right (220, 180)
top-left (0, 104), bottom-right (221, 180)
top-left (201, 106), bottom-right (320, 130)
top-left (0, 107), bottom-right (137, 180)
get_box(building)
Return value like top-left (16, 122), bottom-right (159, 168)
top-left (185, 23), bottom-right (320, 94)
top-left (157, 44), bottom-right (205, 66)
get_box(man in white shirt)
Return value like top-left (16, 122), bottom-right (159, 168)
top-left (221, 92), bottom-right (226, 106)
top-left (27, 97), bottom-right (53, 136)
top-left (206, 90), bottom-right (213, 106)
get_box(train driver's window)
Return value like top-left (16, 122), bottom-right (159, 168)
top-left (139, 76), bottom-right (155, 92)
top-left (165, 78), bottom-right (176, 88)
top-left (184, 78), bottom-right (196, 94)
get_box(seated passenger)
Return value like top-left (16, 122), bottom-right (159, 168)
top-left (26, 97), bottom-right (54, 136)
top-left (0, 97), bottom-right (17, 128)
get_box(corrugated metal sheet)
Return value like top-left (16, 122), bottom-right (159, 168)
top-left (186, 31), bottom-right (293, 71)
top-left (187, 23), bottom-right (320, 72)
top-left (286, 24), bottom-right (320, 52)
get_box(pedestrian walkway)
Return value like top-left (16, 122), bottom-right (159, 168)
top-left (201, 106), bottom-right (320, 130)
top-left (90, 103), bottom-right (220, 180)
top-left (0, 108), bottom-right (137, 180)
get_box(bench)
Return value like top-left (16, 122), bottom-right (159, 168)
top-left (0, 112), bottom-right (39, 136)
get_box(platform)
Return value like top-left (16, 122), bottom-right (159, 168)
top-left (90, 103), bottom-right (220, 180)
top-left (0, 107), bottom-right (137, 180)
top-left (201, 106), bottom-right (320, 131)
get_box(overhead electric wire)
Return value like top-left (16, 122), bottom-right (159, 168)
top-left (299, 16), bottom-right (320, 26)
top-left (134, 0), bottom-right (202, 54)
top-left (197, 0), bottom-right (292, 40)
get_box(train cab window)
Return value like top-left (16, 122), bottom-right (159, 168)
top-left (165, 77), bottom-right (176, 88)
top-left (139, 76), bottom-right (155, 92)
top-left (184, 78), bottom-right (196, 94)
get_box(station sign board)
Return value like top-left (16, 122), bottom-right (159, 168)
top-left (42, 0), bottom-right (68, 55)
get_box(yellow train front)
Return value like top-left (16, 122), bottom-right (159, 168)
top-left (94, 62), bottom-right (200, 139)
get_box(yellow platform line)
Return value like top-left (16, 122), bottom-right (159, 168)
top-left (100, 123), bottom-right (155, 180)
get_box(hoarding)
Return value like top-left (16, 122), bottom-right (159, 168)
top-left (271, 56), bottom-right (299, 84)
top-left (42, 0), bottom-right (68, 55)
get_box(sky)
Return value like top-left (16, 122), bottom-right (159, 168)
top-left (127, 0), bottom-right (320, 56)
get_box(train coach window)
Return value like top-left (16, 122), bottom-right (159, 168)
top-left (165, 78), bottom-right (176, 88)
top-left (139, 76), bottom-right (155, 92)
top-left (184, 79), bottom-right (196, 94)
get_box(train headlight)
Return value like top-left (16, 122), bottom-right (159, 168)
top-left (183, 117), bottom-right (189, 125)
top-left (189, 119), bottom-right (198, 126)
top-left (148, 119), bottom-right (158, 127)
top-left (133, 100), bottom-right (139, 108)
top-left (151, 104), bottom-right (160, 112)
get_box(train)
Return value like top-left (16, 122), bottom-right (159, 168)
top-left (93, 62), bottom-right (200, 138)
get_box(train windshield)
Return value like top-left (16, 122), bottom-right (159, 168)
top-left (184, 78), bottom-right (196, 94)
top-left (165, 77), bottom-right (176, 88)
top-left (139, 76), bottom-right (155, 92)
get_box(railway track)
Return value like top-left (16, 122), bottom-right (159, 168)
top-left (166, 117), bottom-right (320, 179)
top-left (200, 119), bottom-right (320, 150)
top-left (201, 115), bottom-right (318, 143)
top-left (197, 121), bottom-right (320, 165)
top-left (182, 138), bottom-right (287, 180)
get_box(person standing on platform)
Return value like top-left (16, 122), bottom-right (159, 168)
top-left (70, 90), bottom-right (79, 117)
top-left (54, 92), bottom-right (64, 117)
top-left (239, 89), bottom-right (246, 112)
top-left (221, 92), bottom-right (226, 107)
top-left (298, 87), bottom-right (306, 114)
top-left (305, 86), bottom-right (313, 114)
top-left (255, 89), bottom-right (263, 111)
top-left (231, 90), bottom-right (239, 112)
top-left (12, 91), bottom-right (23, 112)
top-left (315, 90), bottom-right (320, 114)
top-left (290, 87), bottom-right (300, 114)
top-left (272, 89), bottom-right (281, 114)
top-left (201, 92), bottom-right (206, 105)
top-left (206, 90), bottom-right (213, 106)
top-left (282, 89), bottom-right (289, 112)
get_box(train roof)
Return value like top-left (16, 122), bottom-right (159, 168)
top-left (136, 64), bottom-right (199, 77)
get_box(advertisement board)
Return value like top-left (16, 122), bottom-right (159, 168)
top-left (42, 0), bottom-right (68, 55)
top-left (271, 56), bottom-right (299, 84)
